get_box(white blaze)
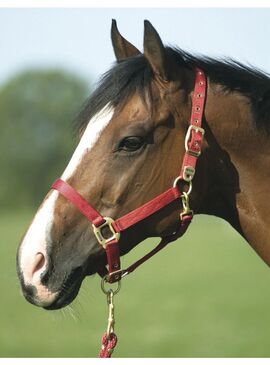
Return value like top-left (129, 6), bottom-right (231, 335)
top-left (19, 190), bottom-right (58, 283)
top-left (62, 106), bottom-right (114, 180)
top-left (19, 105), bottom-right (114, 292)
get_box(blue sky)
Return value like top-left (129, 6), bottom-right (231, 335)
top-left (1, 8), bottom-right (270, 87)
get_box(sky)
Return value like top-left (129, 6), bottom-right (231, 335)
top-left (0, 8), bottom-right (270, 88)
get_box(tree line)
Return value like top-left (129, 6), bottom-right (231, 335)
top-left (0, 69), bottom-right (90, 208)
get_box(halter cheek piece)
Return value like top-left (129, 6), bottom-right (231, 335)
top-left (51, 68), bottom-right (206, 283)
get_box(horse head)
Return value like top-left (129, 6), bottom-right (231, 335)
top-left (16, 20), bottom-right (203, 309)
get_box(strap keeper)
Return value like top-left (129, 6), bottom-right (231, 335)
top-left (183, 166), bottom-right (195, 182)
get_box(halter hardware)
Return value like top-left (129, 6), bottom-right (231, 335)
top-left (173, 176), bottom-right (192, 195)
top-left (99, 284), bottom-right (120, 357)
top-left (180, 192), bottom-right (193, 220)
top-left (92, 217), bottom-right (120, 248)
top-left (182, 166), bottom-right (196, 182)
top-left (184, 125), bottom-right (205, 157)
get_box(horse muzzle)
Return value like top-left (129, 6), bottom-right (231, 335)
top-left (17, 246), bottom-right (86, 310)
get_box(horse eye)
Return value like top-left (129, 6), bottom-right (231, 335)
top-left (118, 136), bottom-right (145, 152)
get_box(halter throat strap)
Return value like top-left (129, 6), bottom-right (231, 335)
top-left (51, 68), bottom-right (207, 283)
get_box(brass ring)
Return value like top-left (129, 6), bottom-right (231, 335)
top-left (173, 176), bottom-right (182, 188)
top-left (101, 276), bottom-right (121, 295)
top-left (173, 177), bottom-right (192, 196)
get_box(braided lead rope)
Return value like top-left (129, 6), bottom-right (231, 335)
top-left (99, 285), bottom-right (120, 357)
top-left (99, 332), bottom-right (118, 358)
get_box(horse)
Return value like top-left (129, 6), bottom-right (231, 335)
top-left (16, 20), bottom-right (270, 311)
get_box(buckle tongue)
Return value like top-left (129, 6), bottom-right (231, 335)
top-left (92, 217), bottom-right (120, 248)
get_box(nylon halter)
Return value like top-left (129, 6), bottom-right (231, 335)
top-left (51, 68), bottom-right (207, 283)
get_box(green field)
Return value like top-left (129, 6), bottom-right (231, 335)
top-left (1, 209), bottom-right (270, 357)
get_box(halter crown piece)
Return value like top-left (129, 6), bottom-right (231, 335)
top-left (51, 68), bottom-right (207, 284)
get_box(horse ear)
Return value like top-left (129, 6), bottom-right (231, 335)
top-left (111, 19), bottom-right (141, 61)
top-left (143, 20), bottom-right (167, 81)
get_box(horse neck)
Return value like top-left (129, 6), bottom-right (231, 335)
top-left (199, 82), bottom-right (270, 266)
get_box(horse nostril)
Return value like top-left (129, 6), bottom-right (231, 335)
top-left (31, 252), bottom-right (46, 277)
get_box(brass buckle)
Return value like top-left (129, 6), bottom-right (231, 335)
top-left (92, 217), bottom-right (120, 248)
top-left (184, 125), bottom-right (205, 157)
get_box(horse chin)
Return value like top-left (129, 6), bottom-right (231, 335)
top-left (19, 266), bottom-right (86, 311)
top-left (44, 254), bottom-right (106, 310)
top-left (44, 279), bottom-right (83, 310)
top-left (42, 267), bottom-right (85, 310)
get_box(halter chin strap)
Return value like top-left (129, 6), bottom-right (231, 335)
top-left (51, 68), bottom-right (207, 283)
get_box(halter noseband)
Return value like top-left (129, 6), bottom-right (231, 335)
top-left (51, 68), bottom-right (206, 283)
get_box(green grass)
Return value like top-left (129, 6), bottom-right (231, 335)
top-left (1, 209), bottom-right (270, 357)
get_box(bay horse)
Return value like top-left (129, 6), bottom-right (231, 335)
top-left (17, 20), bottom-right (270, 311)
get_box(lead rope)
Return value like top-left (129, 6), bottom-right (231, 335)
top-left (99, 279), bottom-right (121, 358)
top-left (97, 227), bottom-right (192, 357)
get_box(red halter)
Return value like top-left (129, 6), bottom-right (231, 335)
top-left (51, 68), bottom-right (206, 283)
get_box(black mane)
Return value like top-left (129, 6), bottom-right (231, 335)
top-left (77, 47), bottom-right (270, 132)
top-left (76, 55), bottom-right (152, 132)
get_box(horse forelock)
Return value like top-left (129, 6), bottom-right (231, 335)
top-left (76, 54), bottom-right (154, 134)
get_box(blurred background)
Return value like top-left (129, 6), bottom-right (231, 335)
top-left (1, 7), bottom-right (270, 357)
